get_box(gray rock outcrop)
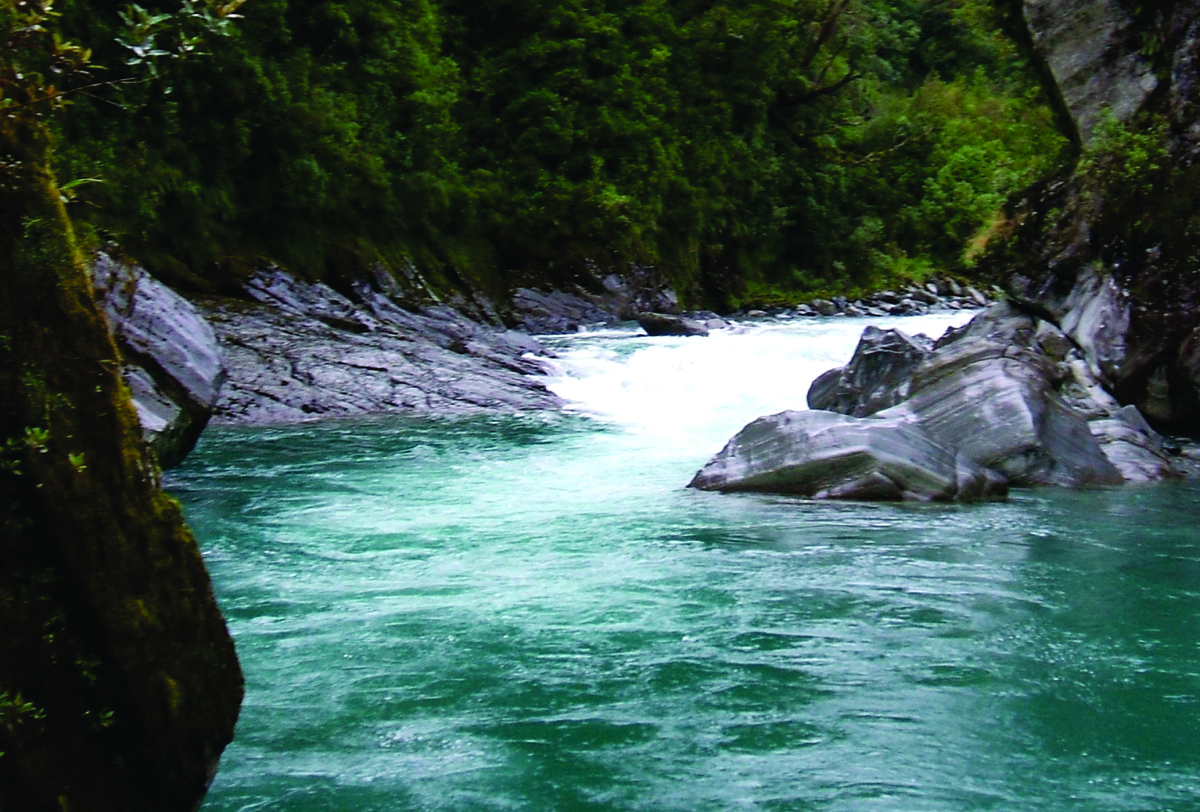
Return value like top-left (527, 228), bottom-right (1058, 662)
top-left (993, 0), bottom-right (1200, 435)
top-left (637, 312), bottom-right (710, 337)
top-left (92, 253), bottom-right (226, 468)
top-left (509, 264), bottom-right (680, 333)
top-left (691, 303), bottom-right (1180, 502)
top-left (200, 268), bottom-right (561, 424)
top-left (688, 410), bottom-right (1008, 502)
top-left (1020, 0), bottom-right (1158, 145)
top-left (807, 326), bottom-right (934, 416)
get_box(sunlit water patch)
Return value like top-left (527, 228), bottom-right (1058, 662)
top-left (175, 314), bottom-right (1200, 811)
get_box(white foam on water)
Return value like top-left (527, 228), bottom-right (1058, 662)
top-left (539, 311), bottom-right (976, 452)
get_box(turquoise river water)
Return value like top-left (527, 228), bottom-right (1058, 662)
top-left (174, 313), bottom-right (1200, 812)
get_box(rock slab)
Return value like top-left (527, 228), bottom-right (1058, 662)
top-left (689, 410), bottom-right (1008, 501)
top-left (1021, 0), bottom-right (1158, 144)
top-left (92, 253), bottom-right (226, 468)
top-left (202, 268), bottom-right (562, 424)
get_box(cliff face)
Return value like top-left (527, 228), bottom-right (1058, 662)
top-left (997, 0), bottom-right (1200, 435)
top-left (0, 124), bottom-right (242, 810)
top-left (1019, 0), bottom-right (1160, 146)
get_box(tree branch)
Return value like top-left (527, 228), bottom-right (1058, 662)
top-left (781, 68), bottom-right (861, 107)
top-left (799, 0), bottom-right (852, 72)
top-left (2, 77), bottom-right (138, 113)
top-left (769, 107), bottom-right (934, 166)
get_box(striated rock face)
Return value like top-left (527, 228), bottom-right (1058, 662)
top-left (888, 324), bottom-right (1122, 487)
top-left (93, 253), bottom-right (226, 468)
top-left (807, 326), bottom-right (934, 417)
top-left (874, 303), bottom-right (1175, 484)
top-left (201, 268), bottom-right (560, 424)
top-left (509, 265), bottom-right (680, 333)
top-left (997, 0), bottom-right (1200, 435)
top-left (1020, 0), bottom-right (1158, 145)
top-left (510, 287), bottom-right (622, 334)
top-left (688, 410), bottom-right (1008, 502)
top-left (691, 303), bottom-right (1179, 501)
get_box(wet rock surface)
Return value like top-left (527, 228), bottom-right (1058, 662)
top-left (808, 326), bottom-right (934, 417)
top-left (198, 268), bottom-right (561, 425)
top-left (864, 303), bottom-right (1178, 484)
top-left (637, 312), bottom-right (711, 337)
top-left (693, 303), bottom-right (1183, 502)
top-left (508, 264), bottom-right (680, 333)
top-left (728, 279), bottom-right (996, 321)
top-left (92, 253), bottom-right (226, 467)
top-left (688, 410), bottom-right (1009, 502)
top-left (188, 267), bottom-right (998, 444)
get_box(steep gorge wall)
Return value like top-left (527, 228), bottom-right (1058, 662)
top-left (996, 0), bottom-right (1200, 434)
top-left (1019, 0), bottom-right (1160, 146)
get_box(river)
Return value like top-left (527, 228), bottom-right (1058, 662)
top-left (174, 312), bottom-right (1200, 811)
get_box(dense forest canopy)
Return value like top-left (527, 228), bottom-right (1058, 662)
top-left (38, 0), bottom-right (1068, 308)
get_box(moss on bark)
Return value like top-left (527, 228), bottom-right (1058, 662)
top-left (0, 121), bottom-right (242, 812)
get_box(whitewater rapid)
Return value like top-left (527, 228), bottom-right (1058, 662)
top-left (537, 311), bottom-right (976, 453)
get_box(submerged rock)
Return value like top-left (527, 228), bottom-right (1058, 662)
top-left (92, 253), bottom-right (226, 468)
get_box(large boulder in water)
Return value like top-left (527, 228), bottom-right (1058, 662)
top-left (92, 253), bottom-right (226, 467)
top-left (889, 334), bottom-right (1121, 487)
top-left (693, 302), bottom-right (1180, 501)
top-left (828, 303), bottom-right (1175, 485)
top-left (688, 410), bottom-right (1008, 502)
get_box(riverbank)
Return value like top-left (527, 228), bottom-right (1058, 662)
top-left (95, 252), bottom-right (1000, 467)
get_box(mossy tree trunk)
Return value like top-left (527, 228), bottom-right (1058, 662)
top-left (0, 120), bottom-right (242, 811)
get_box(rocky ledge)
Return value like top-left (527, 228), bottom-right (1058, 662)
top-left (198, 267), bottom-right (560, 425)
top-left (690, 302), bottom-right (1189, 502)
top-left (94, 258), bottom-right (566, 466)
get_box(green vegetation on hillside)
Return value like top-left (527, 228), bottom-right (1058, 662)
top-left (45, 0), bottom-right (1069, 308)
